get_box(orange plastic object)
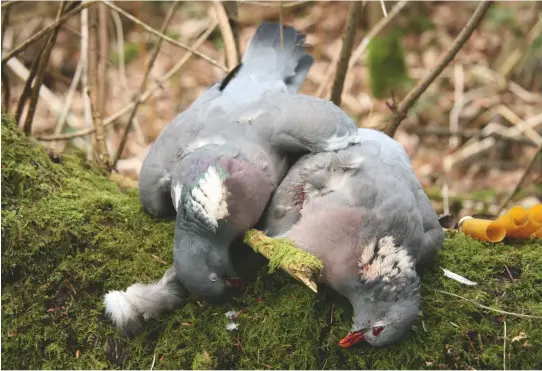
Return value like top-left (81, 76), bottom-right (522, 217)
top-left (496, 206), bottom-right (529, 233)
top-left (459, 216), bottom-right (506, 242)
top-left (507, 204), bottom-right (542, 238)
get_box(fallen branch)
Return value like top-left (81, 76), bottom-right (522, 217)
top-left (37, 20), bottom-right (219, 142)
top-left (112, 1), bottom-right (180, 169)
top-left (330, 1), bottom-right (363, 107)
top-left (243, 229), bottom-right (323, 293)
top-left (2, 0), bottom-right (98, 63)
top-left (385, 0), bottom-right (493, 137)
top-left (22, 1), bottom-right (68, 135)
top-left (102, 0), bottom-right (227, 72)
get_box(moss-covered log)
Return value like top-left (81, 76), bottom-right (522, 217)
top-left (2, 115), bottom-right (542, 370)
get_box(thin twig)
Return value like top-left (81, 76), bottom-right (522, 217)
top-left (102, 0), bottom-right (227, 72)
top-left (347, 0), bottom-right (409, 78)
top-left (407, 127), bottom-right (537, 147)
top-left (437, 290), bottom-right (542, 319)
top-left (213, 1), bottom-right (239, 69)
top-left (23, 1), bottom-right (68, 135)
top-left (330, 1), bottom-right (363, 106)
top-left (112, 1), bottom-right (180, 169)
top-left (498, 147), bottom-right (542, 214)
top-left (444, 112), bottom-right (542, 170)
top-left (87, 2), bottom-right (109, 165)
top-left (2, 1), bottom-right (98, 63)
top-left (81, 3), bottom-right (94, 157)
top-left (385, 0), bottom-right (493, 137)
top-left (15, 43), bottom-right (45, 124)
top-left (503, 320), bottom-right (507, 371)
top-left (37, 20), bottom-right (219, 142)
top-left (110, 8), bottom-right (144, 144)
top-left (54, 57), bottom-right (84, 149)
top-left (98, 3), bottom-right (108, 119)
top-left (109, 10), bottom-right (128, 89)
top-left (318, 0), bottom-right (407, 99)
top-left (2, 4), bottom-right (13, 111)
top-left (379, 0), bottom-right (388, 17)
top-left (222, 1), bottom-right (240, 59)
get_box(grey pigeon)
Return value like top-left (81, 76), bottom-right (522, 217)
top-left (261, 128), bottom-right (444, 347)
top-left (105, 21), bottom-right (360, 333)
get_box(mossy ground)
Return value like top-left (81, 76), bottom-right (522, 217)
top-left (2, 115), bottom-right (542, 369)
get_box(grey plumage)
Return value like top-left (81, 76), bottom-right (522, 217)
top-left (262, 128), bottom-right (444, 347)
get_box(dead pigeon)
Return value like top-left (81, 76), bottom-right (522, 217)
top-left (261, 128), bottom-right (444, 347)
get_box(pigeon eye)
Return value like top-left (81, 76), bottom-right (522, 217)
top-left (209, 273), bottom-right (218, 282)
top-left (372, 326), bottom-right (385, 336)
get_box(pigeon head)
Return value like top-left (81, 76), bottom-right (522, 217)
top-left (339, 236), bottom-right (421, 348)
top-left (170, 150), bottom-right (274, 301)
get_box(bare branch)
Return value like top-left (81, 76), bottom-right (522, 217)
top-left (385, 0), bottom-right (493, 138)
top-left (102, 0), bottom-right (228, 72)
top-left (330, 1), bottom-right (363, 106)
top-left (318, 1), bottom-right (408, 100)
top-left (22, 1), bottom-right (68, 135)
top-left (213, 1), bottom-right (239, 69)
top-left (498, 147), bottom-right (542, 214)
top-left (222, 1), bottom-right (240, 60)
top-left (407, 127), bottom-right (538, 147)
top-left (37, 20), bottom-right (219, 142)
top-left (98, 3), bottom-right (108, 118)
top-left (2, 0), bottom-right (98, 63)
top-left (87, 2), bottom-right (109, 165)
top-left (112, 1), bottom-right (180, 169)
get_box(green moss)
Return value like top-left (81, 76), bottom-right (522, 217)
top-left (2, 114), bottom-right (542, 369)
top-left (110, 41), bottom-right (140, 66)
top-left (192, 350), bottom-right (217, 370)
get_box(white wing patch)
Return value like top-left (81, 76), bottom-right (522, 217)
top-left (358, 236), bottom-right (415, 282)
top-left (173, 183), bottom-right (183, 212)
top-left (323, 131), bottom-right (361, 151)
top-left (188, 166), bottom-right (229, 229)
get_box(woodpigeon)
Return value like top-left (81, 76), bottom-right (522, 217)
top-left (105, 21), bottom-right (361, 333)
top-left (261, 128), bottom-right (445, 347)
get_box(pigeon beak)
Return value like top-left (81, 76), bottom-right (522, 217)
top-left (225, 277), bottom-right (246, 288)
top-left (338, 330), bottom-right (365, 348)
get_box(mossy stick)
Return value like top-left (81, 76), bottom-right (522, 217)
top-left (243, 229), bottom-right (323, 293)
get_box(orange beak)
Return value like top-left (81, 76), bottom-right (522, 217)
top-left (338, 330), bottom-right (365, 348)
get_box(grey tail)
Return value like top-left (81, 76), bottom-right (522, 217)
top-left (239, 21), bottom-right (314, 93)
top-left (103, 267), bottom-right (188, 336)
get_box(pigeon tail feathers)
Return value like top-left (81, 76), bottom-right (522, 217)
top-left (238, 21), bottom-right (314, 93)
top-left (103, 267), bottom-right (188, 336)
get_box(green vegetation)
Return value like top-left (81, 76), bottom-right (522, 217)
top-left (2, 115), bottom-right (541, 369)
top-left (367, 30), bottom-right (412, 99)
